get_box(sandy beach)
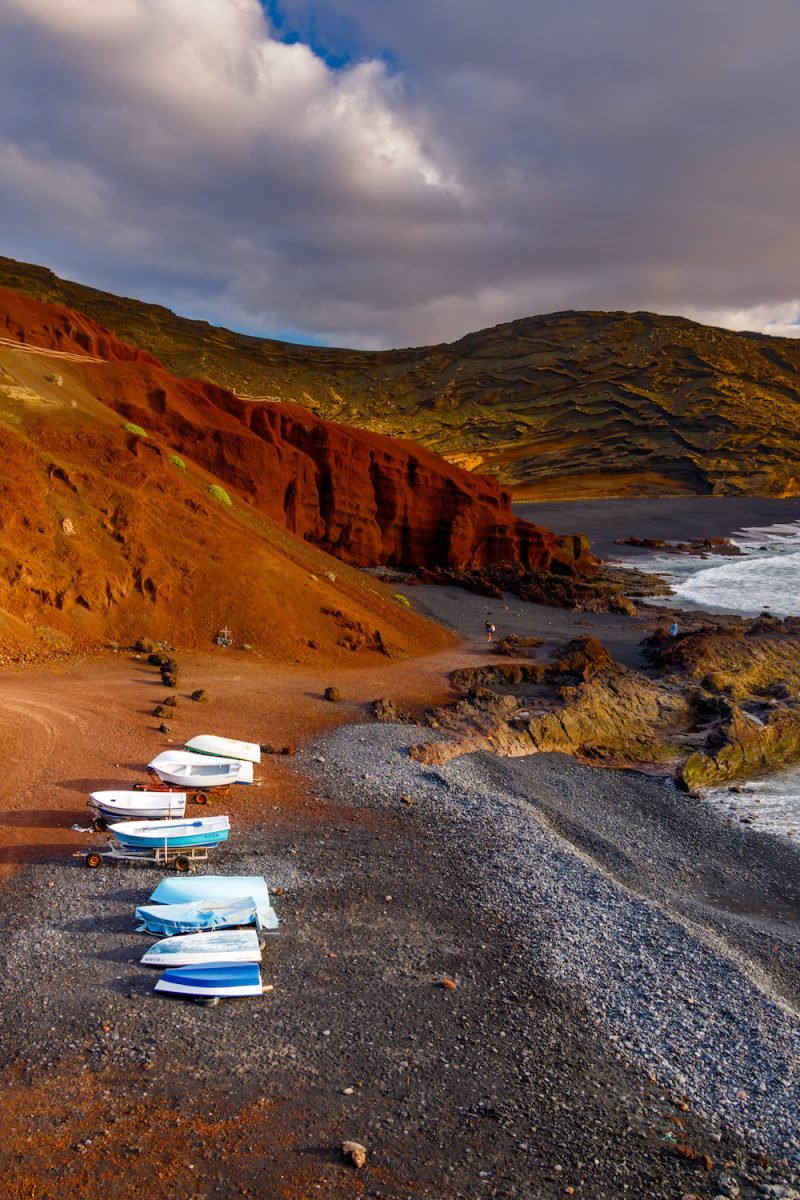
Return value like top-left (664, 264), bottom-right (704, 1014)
top-left (1, 497), bottom-right (799, 1200)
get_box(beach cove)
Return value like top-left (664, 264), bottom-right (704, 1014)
top-left (0, 498), bottom-right (799, 1199)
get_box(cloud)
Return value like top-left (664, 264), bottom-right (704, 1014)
top-left (1, 0), bottom-right (800, 346)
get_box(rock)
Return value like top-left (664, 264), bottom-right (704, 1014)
top-left (324, 687), bottom-right (342, 702)
top-left (341, 1141), bottom-right (367, 1169)
top-left (161, 672), bottom-right (177, 688)
top-left (400, 793), bottom-right (414, 806)
top-left (158, 723), bottom-right (171, 734)
top-left (161, 695), bottom-right (178, 707)
top-left (715, 1175), bottom-right (740, 1199)
top-left (152, 705), bottom-right (171, 718)
top-left (440, 977), bottom-right (458, 990)
top-left (372, 698), bottom-right (410, 722)
top-left (190, 689), bottom-right (209, 702)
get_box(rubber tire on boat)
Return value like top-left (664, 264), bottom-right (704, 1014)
top-left (173, 856), bottom-right (191, 873)
top-left (85, 852), bottom-right (103, 869)
top-left (93, 816), bottom-right (108, 832)
top-left (193, 791), bottom-right (209, 805)
top-left (257, 937), bottom-right (266, 951)
top-left (195, 996), bottom-right (220, 1007)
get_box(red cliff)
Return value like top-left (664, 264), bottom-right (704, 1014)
top-left (0, 287), bottom-right (594, 578)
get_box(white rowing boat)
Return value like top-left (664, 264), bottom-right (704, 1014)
top-left (185, 734), bottom-right (261, 764)
top-left (148, 750), bottom-right (253, 788)
top-left (89, 790), bottom-right (186, 821)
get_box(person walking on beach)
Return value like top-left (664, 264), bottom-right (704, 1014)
top-left (485, 620), bottom-right (496, 643)
top-left (669, 621), bottom-right (679, 637)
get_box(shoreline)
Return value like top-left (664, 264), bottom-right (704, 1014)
top-left (515, 495), bottom-right (800, 562)
top-left (1, 494), bottom-right (800, 1197)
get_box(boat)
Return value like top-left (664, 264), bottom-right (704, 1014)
top-left (89, 790), bottom-right (186, 821)
top-left (148, 750), bottom-right (253, 788)
top-left (108, 815), bottom-right (230, 850)
top-left (154, 962), bottom-right (263, 999)
top-left (141, 928), bottom-right (262, 966)
top-left (185, 734), bottom-right (261, 764)
top-left (149, 874), bottom-right (279, 930)
top-left (135, 896), bottom-right (262, 936)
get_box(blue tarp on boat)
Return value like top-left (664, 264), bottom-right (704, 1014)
top-left (147, 875), bottom-right (278, 930)
top-left (135, 897), bottom-right (263, 936)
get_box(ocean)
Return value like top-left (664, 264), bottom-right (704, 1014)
top-left (517, 498), bottom-right (800, 842)
top-left (628, 518), bottom-right (800, 617)
top-left (619, 515), bottom-right (800, 840)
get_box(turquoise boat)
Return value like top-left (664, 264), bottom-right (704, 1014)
top-left (108, 815), bottom-right (230, 849)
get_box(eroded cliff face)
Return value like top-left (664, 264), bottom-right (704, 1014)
top-left (0, 288), bottom-right (595, 658)
top-left (6, 257), bottom-right (800, 499)
top-left (0, 287), bottom-right (593, 577)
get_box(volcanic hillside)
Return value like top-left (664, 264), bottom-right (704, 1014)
top-left (4, 257), bottom-right (800, 499)
top-left (0, 288), bottom-right (589, 661)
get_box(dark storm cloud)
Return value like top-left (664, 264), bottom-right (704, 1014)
top-left (0, 0), bottom-right (798, 347)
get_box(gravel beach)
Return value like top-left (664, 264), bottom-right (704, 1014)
top-left (1, 497), bottom-right (799, 1199)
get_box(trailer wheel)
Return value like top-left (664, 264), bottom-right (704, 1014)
top-left (195, 996), bottom-right (220, 1007)
top-left (85, 852), bottom-right (103, 869)
top-left (193, 791), bottom-right (209, 806)
top-left (173, 856), bottom-right (191, 873)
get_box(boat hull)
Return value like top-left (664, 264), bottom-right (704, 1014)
top-left (135, 897), bottom-right (261, 936)
top-left (109, 816), bottom-right (230, 849)
top-left (185, 735), bottom-right (261, 764)
top-left (154, 962), bottom-right (262, 998)
top-left (89, 790), bottom-right (186, 820)
top-left (148, 751), bottom-right (253, 788)
top-left (149, 874), bottom-right (279, 931)
top-left (141, 929), bottom-right (262, 966)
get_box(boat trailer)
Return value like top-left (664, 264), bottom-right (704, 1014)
top-left (82, 841), bottom-right (212, 872)
top-left (137, 774), bottom-right (233, 805)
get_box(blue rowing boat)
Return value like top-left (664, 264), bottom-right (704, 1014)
top-left (154, 962), bottom-right (263, 998)
top-left (108, 815), bottom-right (230, 849)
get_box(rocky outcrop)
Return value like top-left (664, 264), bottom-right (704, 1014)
top-left (411, 622), bottom-right (800, 788)
top-left (680, 707), bottom-right (800, 791)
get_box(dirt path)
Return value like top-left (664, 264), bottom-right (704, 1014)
top-left (0, 639), bottom-right (483, 876)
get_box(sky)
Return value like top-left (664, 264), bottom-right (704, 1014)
top-left (1, 0), bottom-right (799, 349)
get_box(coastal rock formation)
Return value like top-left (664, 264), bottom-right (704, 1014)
top-left (413, 638), bottom-right (691, 768)
top-left (412, 622), bottom-right (800, 788)
top-left (7, 256), bottom-right (800, 498)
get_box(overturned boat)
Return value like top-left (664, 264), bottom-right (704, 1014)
top-left (89, 790), bottom-right (186, 821)
top-left (135, 895), bottom-right (263, 936)
top-left (148, 750), bottom-right (253, 788)
top-left (185, 735), bottom-right (261, 764)
top-left (149, 874), bottom-right (279, 930)
top-left (109, 815), bottom-right (230, 850)
top-left (154, 961), bottom-right (263, 999)
top-left (141, 928), bottom-right (262, 967)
